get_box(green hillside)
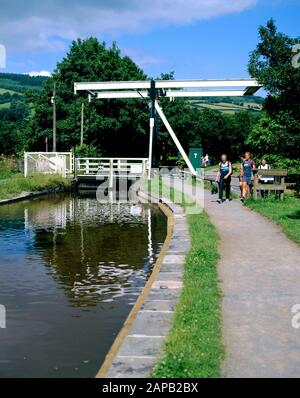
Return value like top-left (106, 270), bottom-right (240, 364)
top-left (190, 95), bottom-right (264, 114)
top-left (0, 72), bottom-right (48, 109)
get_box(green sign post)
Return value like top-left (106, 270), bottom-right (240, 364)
top-left (189, 148), bottom-right (203, 173)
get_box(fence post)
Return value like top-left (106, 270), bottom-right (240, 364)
top-left (74, 156), bottom-right (78, 180)
top-left (62, 156), bottom-right (66, 178)
top-left (24, 153), bottom-right (28, 177)
top-left (109, 159), bottom-right (114, 189)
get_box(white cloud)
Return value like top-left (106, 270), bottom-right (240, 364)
top-left (28, 70), bottom-right (52, 77)
top-left (0, 0), bottom-right (258, 52)
top-left (123, 48), bottom-right (165, 68)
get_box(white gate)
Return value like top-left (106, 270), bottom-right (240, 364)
top-left (24, 152), bottom-right (73, 177)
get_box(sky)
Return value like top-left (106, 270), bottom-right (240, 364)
top-left (0, 0), bottom-right (299, 80)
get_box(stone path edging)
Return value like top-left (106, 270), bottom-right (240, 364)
top-left (0, 190), bottom-right (52, 206)
top-left (96, 190), bottom-right (191, 378)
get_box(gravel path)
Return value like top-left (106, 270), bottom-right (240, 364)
top-left (169, 177), bottom-right (300, 378)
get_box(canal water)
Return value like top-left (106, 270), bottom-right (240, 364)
top-left (0, 193), bottom-right (167, 378)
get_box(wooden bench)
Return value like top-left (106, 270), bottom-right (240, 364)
top-left (253, 169), bottom-right (288, 200)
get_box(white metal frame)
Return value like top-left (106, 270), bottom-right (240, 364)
top-left (74, 79), bottom-right (261, 177)
top-left (24, 152), bottom-right (73, 177)
top-left (74, 79), bottom-right (260, 93)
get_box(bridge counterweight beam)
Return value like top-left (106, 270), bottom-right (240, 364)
top-left (155, 101), bottom-right (197, 176)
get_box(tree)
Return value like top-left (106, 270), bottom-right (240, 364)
top-left (247, 19), bottom-right (300, 166)
top-left (0, 120), bottom-right (17, 155)
top-left (28, 38), bottom-right (150, 156)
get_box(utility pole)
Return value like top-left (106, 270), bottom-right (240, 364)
top-left (51, 84), bottom-right (57, 152)
top-left (80, 102), bottom-right (84, 146)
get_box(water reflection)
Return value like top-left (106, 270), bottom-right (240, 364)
top-left (23, 197), bottom-right (164, 306)
top-left (0, 194), bottom-right (166, 378)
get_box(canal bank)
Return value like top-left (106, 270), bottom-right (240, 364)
top-left (0, 175), bottom-right (73, 205)
top-left (97, 190), bottom-right (191, 378)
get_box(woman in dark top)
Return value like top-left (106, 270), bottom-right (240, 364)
top-left (216, 154), bottom-right (232, 203)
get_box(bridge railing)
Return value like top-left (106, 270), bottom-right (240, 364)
top-left (76, 158), bottom-right (148, 178)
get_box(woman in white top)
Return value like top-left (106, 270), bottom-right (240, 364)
top-left (258, 159), bottom-right (273, 198)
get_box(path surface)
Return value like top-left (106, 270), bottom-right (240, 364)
top-left (168, 177), bottom-right (300, 378)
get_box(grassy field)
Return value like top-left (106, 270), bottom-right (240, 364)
top-left (145, 178), bottom-right (224, 378)
top-left (245, 196), bottom-right (300, 245)
top-left (189, 96), bottom-right (263, 114)
top-left (0, 175), bottom-right (71, 200)
top-left (0, 72), bottom-right (47, 110)
top-left (191, 101), bottom-right (262, 115)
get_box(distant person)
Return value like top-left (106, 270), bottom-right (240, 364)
top-left (258, 159), bottom-right (272, 198)
top-left (216, 154), bottom-right (232, 203)
top-left (241, 152), bottom-right (256, 201)
top-left (204, 154), bottom-right (210, 168)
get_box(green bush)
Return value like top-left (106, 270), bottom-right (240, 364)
top-left (73, 144), bottom-right (101, 158)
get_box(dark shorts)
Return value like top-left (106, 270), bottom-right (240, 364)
top-left (242, 176), bottom-right (253, 186)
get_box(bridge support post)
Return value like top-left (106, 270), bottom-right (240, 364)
top-left (109, 158), bottom-right (114, 189)
top-left (148, 79), bottom-right (157, 180)
top-left (148, 118), bottom-right (155, 180)
top-left (24, 152), bottom-right (28, 177)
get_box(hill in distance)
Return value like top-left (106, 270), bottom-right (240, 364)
top-left (190, 95), bottom-right (264, 114)
top-left (0, 72), bottom-right (48, 109)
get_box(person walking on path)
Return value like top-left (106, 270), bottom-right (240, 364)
top-left (241, 152), bottom-right (256, 201)
top-left (216, 154), bottom-right (232, 203)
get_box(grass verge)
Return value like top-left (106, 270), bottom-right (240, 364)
top-left (144, 178), bottom-right (224, 377)
top-left (0, 174), bottom-right (71, 200)
top-left (245, 196), bottom-right (300, 245)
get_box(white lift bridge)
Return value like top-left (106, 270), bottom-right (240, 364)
top-left (74, 79), bottom-right (261, 178)
top-left (24, 79), bottom-right (261, 182)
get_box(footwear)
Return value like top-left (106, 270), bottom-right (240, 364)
top-left (225, 199), bottom-right (230, 203)
top-left (217, 199), bottom-right (222, 204)
top-left (241, 197), bottom-right (245, 203)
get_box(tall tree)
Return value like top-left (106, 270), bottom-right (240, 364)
top-left (247, 19), bottom-right (300, 166)
top-left (29, 38), bottom-right (150, 156)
